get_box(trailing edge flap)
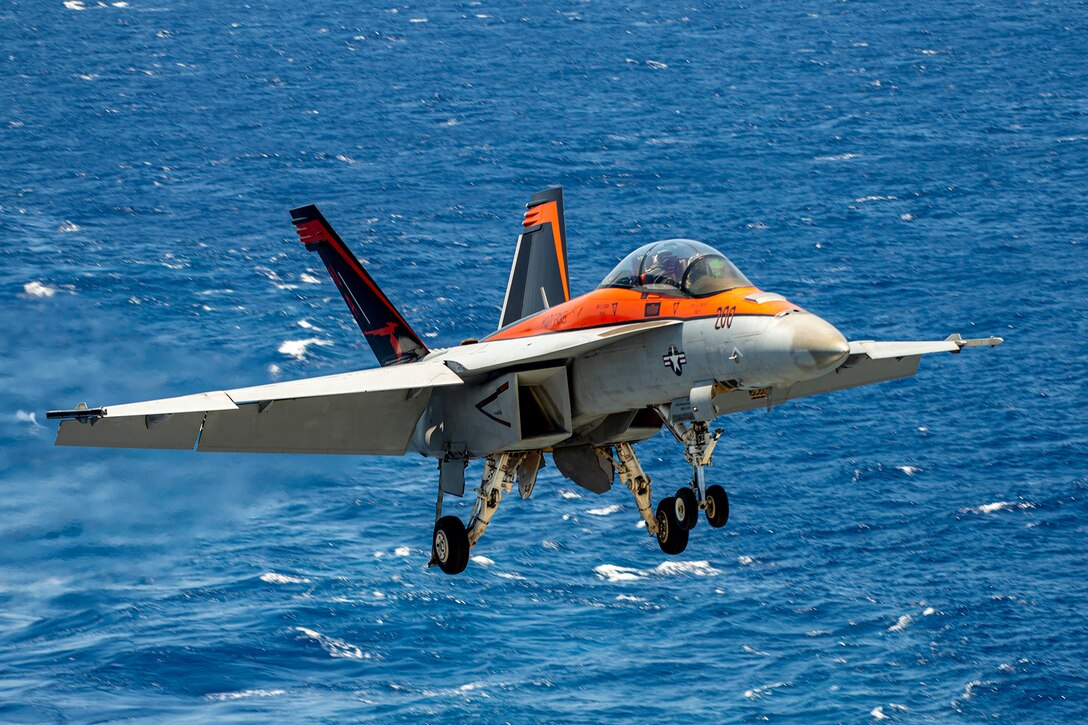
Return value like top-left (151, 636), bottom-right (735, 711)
top-left (54, 361), bottom-right (463, 455)
top-left (444, 319), bottom-right (681, 377)
top-left (290, 204), bottom-right (428, 367)
top-left (498, 187), bottom-right (570, 329)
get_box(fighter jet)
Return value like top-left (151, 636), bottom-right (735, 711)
top-left (48, 188), bottom-right (1002, 574)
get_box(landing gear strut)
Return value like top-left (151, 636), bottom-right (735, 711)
top-left (661, 416), bottom-right (729, 530)
top-left (612, 441), bottom-right (689, 555)
top-left (429, 452), bottom-right (527, 575)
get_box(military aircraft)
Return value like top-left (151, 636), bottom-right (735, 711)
top-left (48, 188), bottom-right (1002, 574)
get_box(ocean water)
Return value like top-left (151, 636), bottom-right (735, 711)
top-left (2, 0), bottom-right (1087, 721)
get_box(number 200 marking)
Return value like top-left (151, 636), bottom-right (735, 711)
top-left (714, 306), bottom-right (736, 330)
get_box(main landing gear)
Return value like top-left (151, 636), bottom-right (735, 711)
top-left (427, 430), bottom-right (729, 574)
top-left (430, 451), bottom-right (527, 575)
top-left (613, 420), bottom-right (729, 557)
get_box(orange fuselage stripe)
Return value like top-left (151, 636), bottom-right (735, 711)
top-left (486, 286), bottom-right (797, 341)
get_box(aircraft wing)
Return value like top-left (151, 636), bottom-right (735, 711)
top-left (712, 335), bottom-right (1003, 416)
top-left (445, 319), bottom-right (682, 377)
top-left (49, 361), bottom-right (463, 455)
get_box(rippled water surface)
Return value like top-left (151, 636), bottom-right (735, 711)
top-left (2, 0), bottom-right (1087, 721)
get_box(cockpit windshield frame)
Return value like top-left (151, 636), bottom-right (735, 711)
top-left (598, 239), bottom-right (751, 298)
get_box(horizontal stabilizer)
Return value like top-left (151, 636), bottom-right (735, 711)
top-left (499, 187), bottom-right (570, 329)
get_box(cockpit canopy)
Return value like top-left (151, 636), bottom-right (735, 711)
top-left (598, 239), bottom-right (752, 297)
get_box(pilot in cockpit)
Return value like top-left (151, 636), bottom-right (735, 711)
top-left (641, 248), bottom-right (686, 289)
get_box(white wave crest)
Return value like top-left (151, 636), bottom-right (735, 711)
top-left (814, 152), bottom-right (861, 161)
top-left (207, 689), bottom-right (286, 701)
top-left (594, 560), bottom-right (720, 582)
top-left (961, 501), bottom-right (1036, 514)
top-left (295, 627), bottom-right (370, 660)
top-left (888, 614), bottom-right (913, 632)
top-left (260, 572), bottom-right (311, 585)
top-left (23, 281), bottom-right (57, 298)
top-left (743, 680), bottom-right (793, 700)
top-left (594, 564), bottom-right (643, 582)
top-left (653, 560), bottom-right (720, 577)
top-left (615, 594), bottom-right (648, 603)
top-left (278, 338), bottom-right (333, 360)
top-left (586, 504), bottom-right (623, 516)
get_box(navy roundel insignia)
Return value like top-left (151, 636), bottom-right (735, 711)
top-left (663, 345), bottom-right (687, 376)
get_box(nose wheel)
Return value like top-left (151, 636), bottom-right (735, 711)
top-left (704, 484), bottom-right (729, 528)
top-left (674, 487), bottom-right (699, 530)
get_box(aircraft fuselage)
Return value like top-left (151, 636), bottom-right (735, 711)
top-left (411, 285), bottom-right (849, 459)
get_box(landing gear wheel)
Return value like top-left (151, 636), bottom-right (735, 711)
top-left (656, 497), bottom-right (689, 555)
top-left (674, 487), bottom-right (699, 530)
top-left (704, 484), bottom-right (729, 528)
top-left (432, 516), bottom-right (470, 575)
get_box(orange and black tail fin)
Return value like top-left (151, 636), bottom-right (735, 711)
top-left (290, 205), bottom-right (428, 367)
top-left (498, 187), bottom-right (570, 329)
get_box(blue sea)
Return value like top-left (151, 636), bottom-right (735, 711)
top-left (2, 0), bottom-right (1086, 721)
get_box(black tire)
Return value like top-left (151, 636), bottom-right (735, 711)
top-left (674, 487), bottom-right (699, 530)
top-left (656, 497), bottom-right (689, 555)
top-left (704, 484), bottom-right (729, 528)
top-left (432, 516), bottom-right (470, 575)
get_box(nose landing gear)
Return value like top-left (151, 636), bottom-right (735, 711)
top-left (703, 484), bottom-right (729, 528)
top-left (674, 487), bottom-right (699, 530)
top-left (614, 414), bottom-right (731, 555)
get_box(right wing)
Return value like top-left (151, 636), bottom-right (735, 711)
top-left (49, 361), bottom-right (463, 455)
top-left (443, 319), bottom-right (681, 378)
top-left (712, 335), bottom-right (1003, 415)
top-left (498, 187), bottom-right (570, 329)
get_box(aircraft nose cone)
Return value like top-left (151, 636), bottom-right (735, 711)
top-left (778, 312), bottom-right (850, 376)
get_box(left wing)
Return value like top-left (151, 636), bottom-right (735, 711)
top-left (712, 335), bottom-right (1003, 416)
top-left (49, 361), bottom-right (463, 455)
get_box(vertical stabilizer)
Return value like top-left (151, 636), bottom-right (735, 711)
top-left (498, 187), bottom-right (570, 329)
top-left (290, 205), bottom-right (428, 367)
